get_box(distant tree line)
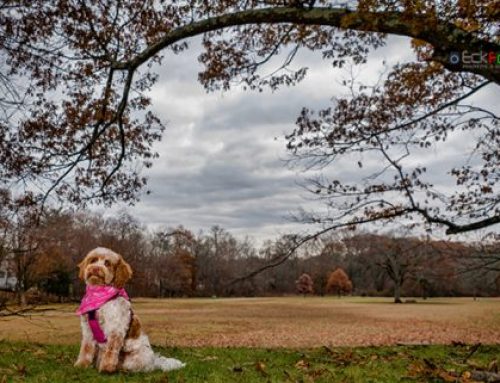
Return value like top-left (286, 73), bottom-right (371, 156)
top-left (0, 209), bottom-right (498, 305)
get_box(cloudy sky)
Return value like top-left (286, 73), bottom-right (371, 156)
top-left (103, 35), bottom-right (499, 245)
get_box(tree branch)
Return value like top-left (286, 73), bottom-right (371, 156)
top-left (229, 210), bottom-right (408, 284)
top-left (112, 7), bottom-right (499, 83)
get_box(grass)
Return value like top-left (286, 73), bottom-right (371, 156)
top-left (0, 297), bottom-right (499, 381)
top-left (1, 297), bottom-right (499, 347)
top-left (0, 341), bottom-right (499, 382)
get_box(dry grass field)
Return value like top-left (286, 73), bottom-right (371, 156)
top-left (1, 296), bottom-right (499, 347)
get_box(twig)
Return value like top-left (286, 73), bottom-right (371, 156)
top-left (463, 343), bottom-right (481, 363)
top-left (0, 306), bottom-right (56, 317)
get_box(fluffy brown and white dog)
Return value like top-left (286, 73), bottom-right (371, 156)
top-left (75, 247), bottom-right (185, 373)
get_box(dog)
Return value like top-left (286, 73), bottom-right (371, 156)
top-left (74, 247), bottom-right (185, 373)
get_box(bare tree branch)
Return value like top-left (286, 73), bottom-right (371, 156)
top-left (112, 7), bottom-right (499, 83)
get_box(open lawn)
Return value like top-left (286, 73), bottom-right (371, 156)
top-left (0, 297), bottom-right (499, 347)
top-left (1, 297), bottom-right (499, 382)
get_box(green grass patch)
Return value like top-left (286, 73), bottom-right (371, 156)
top-left (0, 341), bottom-right (498, 382)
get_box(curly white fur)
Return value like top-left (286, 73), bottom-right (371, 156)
top-left (77, 296), bottom-right (185, 372)
top-left (75, 248), bottom-right (185, 373)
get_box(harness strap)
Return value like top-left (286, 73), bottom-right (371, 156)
top-left (88, 310), bottom-right (107, 343)
top-left (87, 308), bottom-right (134, 344)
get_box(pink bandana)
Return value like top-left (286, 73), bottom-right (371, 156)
top-left (76, 285), bottom-right (129, 315)
top-left (76, 285), bottom-right (129, 343)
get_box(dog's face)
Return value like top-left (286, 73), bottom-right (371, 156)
top-left (78, 247), bottom-right (132, 288)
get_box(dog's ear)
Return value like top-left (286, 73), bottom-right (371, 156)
top-left (114, 257), bottom-right (133, 288)
top-left (77, 257), bottom-right (88, 281)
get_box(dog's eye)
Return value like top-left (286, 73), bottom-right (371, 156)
top-left (104, 260), bottom-right (111, 267)
top-left (90, 258), bottom-right (97, 263)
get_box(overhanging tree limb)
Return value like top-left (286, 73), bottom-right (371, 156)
top-left (112, 7), bottom-right (499, 84)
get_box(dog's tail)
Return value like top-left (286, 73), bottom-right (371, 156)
top-left (153, 354), bottom-right (186, 371)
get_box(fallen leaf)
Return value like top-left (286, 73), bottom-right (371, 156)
top-left (308, 368), bottom-right (328, 379)
top-left (201, 356), bottom-right (218, 361)
top-left (255, 361), bottom-right (268, 376)
top-left (438, 370), bottom-right (457, 382)
top-left (322, 345), bottom-right (334, 355)
top-left (33, 349), bottom-right (46, 357)
top-left (12, 364), bottom-right (26, 377)
top-left (283, 370), bottom-right (294, 382)
top-left (461, 371), bottom-right (471, 379)
top-left (295, 359), bottom-right (310, 370)
top-left (467, 361), bottom-right (483, 370)
top-left (407, 361), bottom-right (424, 377)
top-left (423, 358), bottom-right (437, 370)
top-left (488, 360), bottom-right (498, 372)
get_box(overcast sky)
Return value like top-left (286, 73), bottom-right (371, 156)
top-left (102, 35), bottom-right (499, 245)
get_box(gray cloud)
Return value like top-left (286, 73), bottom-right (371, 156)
top-left (101, 34), bottom-right (499, 244)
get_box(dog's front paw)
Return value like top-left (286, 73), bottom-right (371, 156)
top-left (98, 359), bottom-right (118, 374)
top-left (74, 358), bottom-right (92, 368)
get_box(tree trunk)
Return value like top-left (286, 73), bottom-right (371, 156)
top-left (17, 291), bottom-right (27, 307)
top-left (394, 281), bottom-right (402, 304)
top-left (422, 285), bottom-right (428, 300)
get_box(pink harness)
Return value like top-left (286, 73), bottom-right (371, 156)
top-left (76, 285), bottom-right (129, 343)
